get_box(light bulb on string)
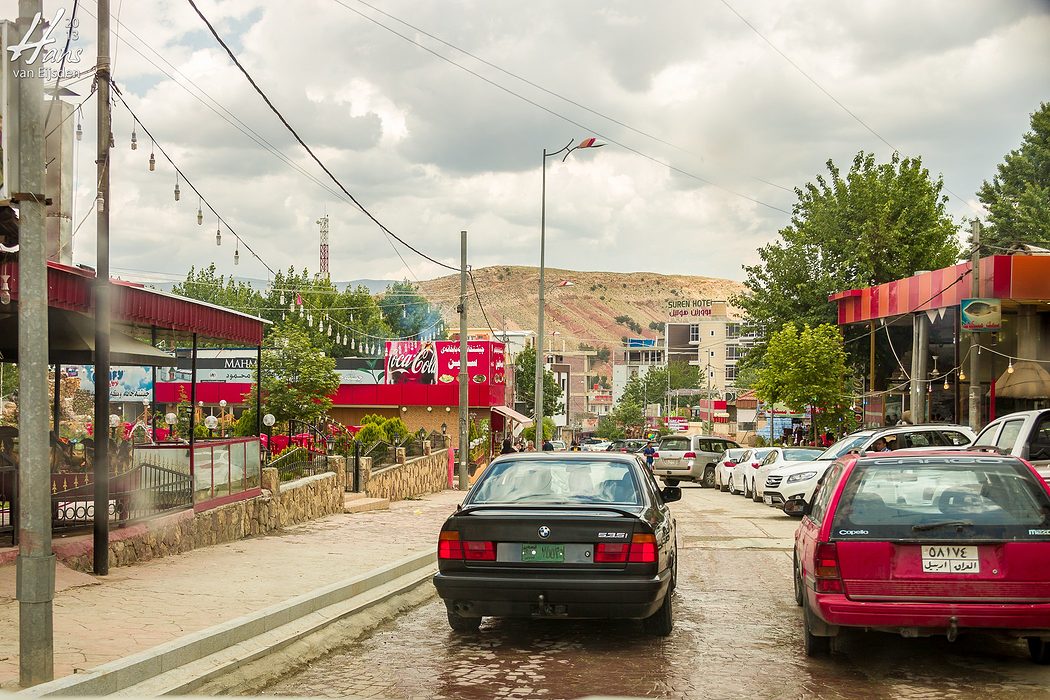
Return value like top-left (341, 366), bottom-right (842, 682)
top-left (149, 141), bottom-right (156, 171)
top-left (351, 338), bottom-right (356, 350)
top-left (943, 379), bottom-right (950, 391)
top-left (174, 174), bottom-right (181, 201)
top-left (279, 292), bottom-right (285, 306)
top-left (959, 370), bottom-right (966, 381)
top-left (349, 313), bottom-right (354, 322)
top-left (130, 123), bottom-right (138, 150)
top-left (318, 319), bottom-right (325, 333)
top-left (215, 220), bottom-right (222, 246)
top-left (196, 200), bottom-right (203, 225)
top-left (282, 312), bottom-right (286, 321)
top-left (234, 242), bottom-right (240, 266)
top-left (75, 119), bottom-right (82, 141)
top-left (1008, 359), bottom-right (1014, 374)
top-left (403, 306), bottom-right (407, 319)
top-left (288, 300), bottom-right (295, 313)
top-left (0, 275), bottom-right (11, 305)
top-left (327, 324), bottom-right (333, 337)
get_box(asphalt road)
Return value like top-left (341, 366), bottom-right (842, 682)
top-left (259, 484), bottom-right (1050, 700)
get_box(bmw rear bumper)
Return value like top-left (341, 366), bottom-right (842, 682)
top-left (434, 569), bottom-right (671, 619)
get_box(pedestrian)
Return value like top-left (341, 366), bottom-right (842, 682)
top-left (500, 438), bottom-right (516, 455)
top-left (542, 439), bottom-right (555, 451)
top-left (641, 440), bottom-right (657, 471)
top-left (525, 440), bottom-right (535, 452)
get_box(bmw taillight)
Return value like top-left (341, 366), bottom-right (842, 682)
top-left (438, 531), bottom-right (496, 561)
top-left (595, 542), bottom-right (629, 563)
top-left (595, 534), bottom-right (657, 563)
top-left (814, 543), bottom-right (843, 593)
top-left (684, 452), bottom-right (696, 459)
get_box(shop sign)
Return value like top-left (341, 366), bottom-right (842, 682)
top-left (666, 299), bottom-right (727, 320)
top-left (66, 365), bottom-right (153, 401)
top-left (960, 298), bottom-right (1001, 332)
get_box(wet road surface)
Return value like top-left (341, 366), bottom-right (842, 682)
top-left (259, 485), bottom-right (1050, 699)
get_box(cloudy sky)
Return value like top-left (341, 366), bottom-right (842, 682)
top-left (8, 0), bottom-right (1049, 285)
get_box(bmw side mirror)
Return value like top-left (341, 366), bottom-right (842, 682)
top-left (782, 498), bottom-right (811, 517)
top-left (661, 486), bottom-right (682, 503)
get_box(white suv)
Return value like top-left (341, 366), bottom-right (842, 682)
top-left (763, 424), bottom-right (976, 513)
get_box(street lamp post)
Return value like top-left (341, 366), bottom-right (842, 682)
top-left (536, 139), bottom-right (602, 442)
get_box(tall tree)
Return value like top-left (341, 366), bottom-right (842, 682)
top-left (171, 263), bottom-right (264, 315)
top-left (977, 102), bottom-right (1050, 252)
top-left (618, 362), bottom-right (700, 410)
top-left (754, 323), bottom-right (853, 439)
top-left (737, 152), bottom-right (960, 365)
top-left (513, 344), bottom-right (564, 417)
top-left (380, 280), bottom-right (437, 339)
top-left (260, 323), bottom-right (339, 425)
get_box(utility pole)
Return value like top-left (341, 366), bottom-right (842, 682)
top-left (968, 219), bottom-right (982, 432)
top-left (457, 231), bottom-right (469, 490)
top-left (15, 0), bottom-right (56, 685)
top-left (93, 0), bottom-right (112, 576)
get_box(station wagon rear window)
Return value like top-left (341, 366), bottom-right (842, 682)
top-left (830, 457), bottom-right (1050, 542)
top-left (471, 459), bottom-right (641, 506)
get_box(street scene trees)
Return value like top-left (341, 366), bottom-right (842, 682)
top-left (512, 345), bottom-right (563, 418)
top-left (260, 324), bottom-right (339, 425)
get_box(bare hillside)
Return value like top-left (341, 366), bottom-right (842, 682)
top-left (419, 266), bottom-right (745, 353)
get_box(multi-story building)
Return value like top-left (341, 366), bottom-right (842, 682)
top-left (664, 299), bottom-right (757, 403)
top-left (612, 341), bottom-right (666, 407)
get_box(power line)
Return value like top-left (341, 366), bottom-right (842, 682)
top-left (324, 0), bottom-right (790, 215)
top-left (334, 0), bottom-right (792, 195)
top-left (185, 0), bottom-right (459, 272)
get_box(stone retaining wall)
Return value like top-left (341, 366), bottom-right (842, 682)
top-left (61, 456), bottom-right (347, 572)
top-left (362, 449), bottom-right (449, 502)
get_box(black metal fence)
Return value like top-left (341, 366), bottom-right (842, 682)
top-left (364, 440), bottom-right (394, 468)
top-left (51, 463), bottom-right (193, 534)
top-left (428, 430), bottom-right (450, 451)
top-left (401, 429), bottom-right (429, 459)
top-left (268, 446), bottom-right (329, 482)
top-left (0, 464), bottom-right (16, 547)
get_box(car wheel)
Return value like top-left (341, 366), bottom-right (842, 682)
top-left (702, 466), bottom-right (716, 489)
top-left (643, 588), bottom-right (673, 637)
top-left (803, 598), bottom-right (831, 657)
top-left (793, 553), bottom-right (804, 607)
top-left (446, 607), bottom-right (482, 633)
top-left (744, 477), bottom-right (753, 499)
top-left (728, 475), bottom-right (735, 494)
top-left (664, 478), bottom-right (680, 487)
top-left (1029, 637), bottom-right (1050, 664)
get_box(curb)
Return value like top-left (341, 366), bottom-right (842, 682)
top-left (18, 550), bottom-right (437, 697)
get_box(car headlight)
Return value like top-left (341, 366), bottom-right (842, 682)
top-left (786, 471), bottom-right (818, 484)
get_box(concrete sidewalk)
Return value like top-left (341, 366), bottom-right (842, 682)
top-left (0, 489), bottom-right (465, 691)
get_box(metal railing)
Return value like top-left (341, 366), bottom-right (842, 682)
top-left (268, 445), bottom-right (329, 482)
top-left (401, 429), bottom-right (429, 459)
top-left (364, 440), bottom-right (394, 468)
top-left (0, 464), bottom-right (16, 547)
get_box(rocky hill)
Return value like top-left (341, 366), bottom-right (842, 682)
top-left (418, 266), bottom-right (745, 356)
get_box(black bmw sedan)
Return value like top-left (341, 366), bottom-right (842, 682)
top-left (433, 452), bottom-right (680, 635)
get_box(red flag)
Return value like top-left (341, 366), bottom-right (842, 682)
top-left (295, 292), bottom-right (303, 306)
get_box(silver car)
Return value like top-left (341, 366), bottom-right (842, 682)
top-left (654, 434), bottom-right (741, 487)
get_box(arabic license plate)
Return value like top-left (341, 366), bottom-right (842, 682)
top-left (522, 543), bottom-right (565, 563)
top-left (664, 459), bottom-right (680, 466)
top-left (921, 545), bottom-right (980, 574)
top-left (763, 495), bottom-right (772, 505)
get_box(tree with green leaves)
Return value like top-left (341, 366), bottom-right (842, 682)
top-left (380, 280), bottom-right (437, 339)
top-left (513, 344), bottom-right (564, 417)
top-left (977, 102), bottom-right (1050, 252)
top-left (260, 323), bottom-right (339, 425)
top-left (737, 152), bottom-right (960, 367)
top-left (172, 263), bottom-right (264, 316)
top-left (618, 363), bottom-right (699, 410)
top-left (522, 417), bottom-right (557, 443)
top-left (754, 323), bottom-right (852, 440)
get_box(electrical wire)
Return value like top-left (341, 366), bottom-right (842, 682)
top-left (324, 0), bottom-right (791, 214)
top-left (185, 0), bottom-right (458, 273)
top-left (43, 0), bottom-right (80, 133)
top-left (333, 0), bottom-right (792, 195)
top-left (468, 268), bottom-right (499, 340)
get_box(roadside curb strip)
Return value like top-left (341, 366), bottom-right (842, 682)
top-left (18, 550), bottom-right (437, 697)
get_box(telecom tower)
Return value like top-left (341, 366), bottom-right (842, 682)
top-left (317, 214), bottom-right (330, 279)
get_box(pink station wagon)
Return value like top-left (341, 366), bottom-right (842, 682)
top-left (788, 451), bottom-right (1050, 663)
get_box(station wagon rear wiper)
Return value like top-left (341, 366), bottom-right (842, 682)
top-left (912, 519), bottom-right (974, 532)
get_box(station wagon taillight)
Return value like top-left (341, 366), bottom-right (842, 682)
top-left (594, 534), bottom-right (657, 564)
top-left (814, 543), bottom-right (843, 593)
top-left (438, 531), bottom-right (496, 561)
top-left (684, 452), bottom-right (696, 459)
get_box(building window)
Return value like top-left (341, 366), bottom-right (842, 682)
top-left (689, 324), bottom-right (700, 342)
top-left (726, 345), bottom-right (744, 360)
top-left (727, 323), bottom-right (741, 339)
top-left (725, 365), bottom-right (738, 382)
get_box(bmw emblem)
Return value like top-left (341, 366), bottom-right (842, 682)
top-left (538, 526), bottom-right (551, 539)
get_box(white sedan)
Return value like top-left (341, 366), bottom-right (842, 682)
top-left (751, 447), bottom-right (823, 502)
top-left (714, 448), bottom-right (749, 492)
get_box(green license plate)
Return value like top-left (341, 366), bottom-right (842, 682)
top-left (522, 543), bottom-right (565, 563)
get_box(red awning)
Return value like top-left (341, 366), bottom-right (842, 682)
top-left (5, 261), bottom-right (266, 345)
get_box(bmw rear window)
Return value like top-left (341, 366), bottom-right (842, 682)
top-left (470, 459), bottom-right (641, 506)
top-left (830, 456), bottom-right (1050, 542)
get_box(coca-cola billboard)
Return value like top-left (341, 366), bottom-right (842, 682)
top-left (386, 340), bottom-right (503, 386)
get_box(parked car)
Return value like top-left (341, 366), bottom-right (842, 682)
top-left (581, 438), bottom-right (612, 452)
top-left (433, 452), bottom-right (680, 635)
top-left (752, 447), bottom-right (824, 502)
top-left (550, 440), bottom-right (567, 451)
top-left (653, 435), bottom-right (741, 488)
top-left (788, 450), bottom-right (1050, 662)
top-left (764, 425), bottom-right (976, 512)
top-left (606, 439), bottom-right (649, 454)
top-left (730, 447), bottom-right (776, 497)
top-left (972, 409), bottom-right (1050, 480)
top-left (715, 448), bottom-right (750, 491)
